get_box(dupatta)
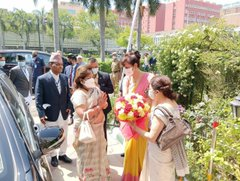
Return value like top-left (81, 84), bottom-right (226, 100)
top-left (120, 73), bottom-right (150, 140)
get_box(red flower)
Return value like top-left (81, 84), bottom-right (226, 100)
top-left (131, 95), bottom-right (137, 99)
top-left (133, 110), bottom-right (139, 118)
top-left (212, 121), bottom-right (219, 128)
top-left (117, 97), bottom-right (125, 102)
top-left (137, 102), bottom-right (144, 108)
top-left (124, 104), bottom-right (132, 114)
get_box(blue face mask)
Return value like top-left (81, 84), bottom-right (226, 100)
top-left (0, 61), bottom-right (5, 67)
top-left (18, 61), bottom-right (26, 67)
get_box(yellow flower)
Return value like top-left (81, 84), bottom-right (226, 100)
top-left (144, 104), bottom-right (150, 112)
top-left (119, 113), bottom-right (127, 120)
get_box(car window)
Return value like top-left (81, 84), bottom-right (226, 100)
top-left (2, 52), bottom-right (32, 65)
top-left (15, 53), bottom-right (33, 65)
top-left (0, 120), bottom-right (14, 180)
top-left (2, 53), bottom-right (17, 64)
top-left (0, 73), bottom-right (19, 98)
top-left (0, 80), bottom-right (38, 152)
top-left (38, 53), bottom-right (50, 65)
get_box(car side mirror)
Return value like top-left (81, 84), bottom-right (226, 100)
top-left (36, 126), bottom-right (65, 155)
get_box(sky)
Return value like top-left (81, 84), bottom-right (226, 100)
top-left (0, 0), bottom-right (239, 13)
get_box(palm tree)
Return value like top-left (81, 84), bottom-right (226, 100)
top-left (33, 0), bottom-right (60, 51)
top-left (0, 9), bottom-right (9, 49)
top-left (115, 0), bottom-right (160, 51)
top-left (75, 0), bottom-right (111, 62)
top-left (33, 8), bottom-right (47, 51)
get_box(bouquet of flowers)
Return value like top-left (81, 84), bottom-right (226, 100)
top-left (114, 93), bottom-right (150, 122)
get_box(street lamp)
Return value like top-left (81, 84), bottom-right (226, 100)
top-left (230, 95), bottom-right (240, 118)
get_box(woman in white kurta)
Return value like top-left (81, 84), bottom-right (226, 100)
top-left (129, 75), bottom-right (189, 181)
top-left (71, 66), bottom-right (110, 181)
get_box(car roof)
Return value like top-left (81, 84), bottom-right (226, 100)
top-left (0, 49), bottom-right (50, 55)
top-left (0, 49), bottom-right (68, 59)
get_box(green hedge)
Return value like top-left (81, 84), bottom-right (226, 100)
top-left (99, 61), bottom-right (112, 73)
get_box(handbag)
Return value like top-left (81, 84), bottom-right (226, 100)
top-left (155, 106), bottom-right (191, 151)
top-left (79, 112), bottom-right (96, 144)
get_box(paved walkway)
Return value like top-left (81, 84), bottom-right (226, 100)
top-left (30, 102), bottom-right (124, 181)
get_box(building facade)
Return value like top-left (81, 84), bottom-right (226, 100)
top-left (221, 2), bottom-right (240, 27)
top-left (112, 10), bottom-right (138, 29)
top-left (142, 0), bottom-right (222, 33)
top-left (59, 1), bottom-right (83, 16)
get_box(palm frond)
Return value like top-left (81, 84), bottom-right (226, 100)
top-left (148, 0), bottom-right (160, 16)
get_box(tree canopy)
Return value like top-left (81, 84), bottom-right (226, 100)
top-left (74, 11), bottom-right (119, 52)
top-left (116, 27), bottom-right (153, 49)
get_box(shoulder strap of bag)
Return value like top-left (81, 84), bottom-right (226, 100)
top-left (154, 105), bottom-right (174, 122)
top-left (154, 106), bottom-right (173, 148)
top-left (82, 112), bottom-right (87, 121)
top-left (83, 111), bottom-right (90, 121)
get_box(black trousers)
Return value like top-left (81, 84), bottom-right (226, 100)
top-left (104, 112), bottom-right (108, 141)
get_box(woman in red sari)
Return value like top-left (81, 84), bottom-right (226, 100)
top-left (120, 51), bottom-right (153, 181)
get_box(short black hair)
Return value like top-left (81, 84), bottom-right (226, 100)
top-left (17, 55), bottom-right (25, 61)
top-left (68, 54), bottom-right (77, 61)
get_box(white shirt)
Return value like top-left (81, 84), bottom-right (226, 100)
top-left (50, 70), bottom-right (61, 94)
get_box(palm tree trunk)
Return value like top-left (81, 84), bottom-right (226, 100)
top-left (99, 3), bottom-right (105, 62)
top-left (53, 0), bottom-right (60, 51)
top-left (37, 18), bottom-right (41, 49)
top-left (2, 30), bottom-right (5, 49)
top-left (42, 31), bottom-right (45, 51)
top-left (0, 25), bottom-right (5, 49)
top-left (137, 6), bottom-right (142, 51)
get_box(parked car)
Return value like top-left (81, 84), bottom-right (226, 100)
top-left (0, 70), bottom-right (65, 181)
top-left (0, 50), bottom-right (69, 75)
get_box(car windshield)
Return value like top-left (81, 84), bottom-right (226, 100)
top-left (0, 120), bottom-right (13, 180)
top-left (0, 75), bottom-right (38, 152)
top-left (3, 52), bottom-right (32, 65)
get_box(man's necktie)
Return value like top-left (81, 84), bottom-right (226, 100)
top-left (69, 66), bottom-right (73, 87)
top-left (22, 67), bottom-right (29, 81)
top-left (55, 79), bottom-right (61, 94)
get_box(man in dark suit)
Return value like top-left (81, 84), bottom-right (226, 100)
top-left (35, 52), bottom-right (72, 167)
top-left (88, 57), bottom-right (114, 141)
top-left (9, 55), bottom-right (32, 106)
top-left (32, 51), bottom-right (46, 93)
top-left (64, 55), bottom-right (80, 124)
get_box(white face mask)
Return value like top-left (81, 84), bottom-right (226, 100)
top-left (148, 89), bottom-right (155, 100)
top-left (0, 61), bottom-right (5, 67)
top-left (124, 67), bottom-right (133, 76)
top-left (92, 68), bottom-right (99, 75)
top-left (84, 78), bottom-right (96, 89)
top-left (18, 61), bottom-right (26, 67)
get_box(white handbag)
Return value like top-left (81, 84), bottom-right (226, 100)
top-left (78, 112), bottom-right (96, 144)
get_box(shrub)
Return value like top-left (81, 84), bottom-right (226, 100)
top-left (183, 98), bottom-right (240, 180)
top-left (151, 20), bottom-right (240, 107)
top-left (99, 61), bottom-right (112, 73)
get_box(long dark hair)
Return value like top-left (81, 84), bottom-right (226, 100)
top-left (121, 51), bottom-right (141, 67)
top-left (150, 75), bottom-right (178, 100)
